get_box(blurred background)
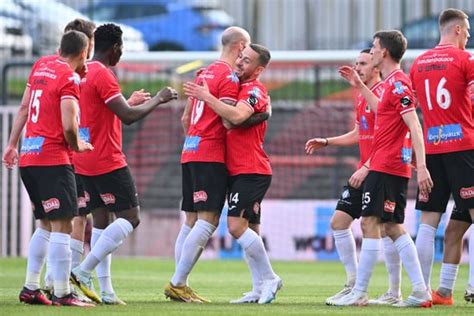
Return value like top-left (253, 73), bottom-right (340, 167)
top-left (0, 0), bottom-right (472, 261)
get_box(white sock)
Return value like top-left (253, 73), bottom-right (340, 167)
top-left (237, 228), bottom-right (277, 282)
top-left (353, 238), bottom-right (380, 293)
top-left (175, 224), bottom-right (192, 266)
top-left (70, 238), bottom-right (84, 270)
top-left (44, 257), bottom-right (53, 289)
top-left (333, 229), bottom-right (357, 286)
top-left (244, 252), bottom-right (262, 293)
top-left (439, 263), bottom-right (459, 291)
top-left (470, 231), bottom-right (474, 288)
top-left (382, 236), bottom-right (402, 296)
top-left (80, 218), bottom-right (133, 274)
top-left (25, 228), bottom-right (50, 290)
top-left (394, 233), bottom-right (426, 292)
top-left (92, 228), bottom-right (114, 294)
top-left (171, 219), bottom-right (216, 286)
top-left (415, 224), bottom-right (436, 289)
top-left (49, 232), bottom-right (71, 298)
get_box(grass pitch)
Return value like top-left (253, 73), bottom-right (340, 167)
top-left (0, 258), bottom-right (472, 315)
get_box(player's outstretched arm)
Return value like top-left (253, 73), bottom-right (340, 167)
top-left (339, 66), bottom-right (379, 111)
top-left (127, 89), bottom-right (151, 106)
top-left (402, 110), bottom-right (433, 196)
top-left (107, 87), bottom-right (178, 125)
top-left (183, 81), bottom-right (252, 125)
top-left (2, 87), bottom-right (31, 169)
top-left (305, 126), bottom-right (359, 155)
top-left (61, 99), bottom-right (93, 152)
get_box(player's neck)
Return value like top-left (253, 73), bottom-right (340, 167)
top-left (379, 60), bottom-right (400, 80)
top-left (366, 77), bottom-right (381, 89)
top-left (438, 36), bottom-right (460, 48)
top-left (58, 56), bottom-right (79, 72)
top-left (92, 52), bottom-right (111, 67)
top-left (219, 49), bottom-right (239, 68)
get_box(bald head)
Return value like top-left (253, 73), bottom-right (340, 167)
top-left (221, 26), bottom-right (251, 47)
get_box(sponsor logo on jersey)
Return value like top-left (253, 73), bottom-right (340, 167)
top-left (401, 147), bottom-right (412, 164)
top-left (360, 115), bottom-right (369, 131)
top-left (418, 191), bottom-right (429, 203)
top-left (400, 96), bottom-right (412, 107)
top-left (21, 136), bottom-right (45, 154)
top-left (100, 193), bottom-right (116, 205)
top-left (193, 190), bottom-right (208, 203)
top-left (341, 188), bottom-right (350, 199)
top-left (79, 127), bottom-right (90, 143)
top-left (384, 200), bottom-right (396, 213)
top-left (427, 124), bottom-right (463, 145)
top-left (392, 81), bottom-right (408, 95)
top-left (182, 136), bottom-right (201, 152)
top-left (460, 187), bottom-right (474, 199)
top-left (42, 198), bottom-right (60, 213)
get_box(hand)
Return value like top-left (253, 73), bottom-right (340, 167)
top-left (128, 89), bottom-right (151, 106)
top-left (76, 141), bottom-right (94, 153)
top-left (348, 166), bottom-right (369, 189)
top-left (417, 165), bottom-right (434, 197)
top-left (338, 65), bottom-right (363, 89)
top-left (183, 80), bottom-right (210, 101)
top-left (2, 145), bottom-right (18, 169)
top-left (305, 138), bottom-right (327, 154)
top-left (77, 63), bottom-right (88, 79)
top-left (156, 87), bottom-right (178, 103)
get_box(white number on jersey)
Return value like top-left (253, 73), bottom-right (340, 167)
top-left (28, 89), bottom-right (43, 123)
top-left (424, 77), bottom-right (451, 110)
top-left (191, 99), bottom-right (204, 125)
top-left (229, 192), bottom-right (239, 205)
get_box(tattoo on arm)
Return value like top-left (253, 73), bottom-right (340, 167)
top-left (239, 112), bottom-right (269, 128)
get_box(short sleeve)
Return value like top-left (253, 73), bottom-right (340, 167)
top-left (463, 52), bottom-right (474, 86)
top-left (389, 79), bottom-right (415, 116)
top-left (58, 72), bottom-right (80, 102)
top-left (96, 68), bottom-right (122, 104)
top-left (238, 84), bottom-right (268, 113)
top-left (217, 70), bottom-right (239, 104)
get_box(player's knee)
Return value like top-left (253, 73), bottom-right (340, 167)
top-left (227, 222), bottom-right (245, 239)
top-left (330, 217), bottom-right (348, 231)
top-left (443, 228), bottom-right (462, 247)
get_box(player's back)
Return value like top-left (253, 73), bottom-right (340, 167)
top-left (20, 59), bottom-right (80, 167)
top-left (181, 60), bottom-right (240, 164)
top-left (410, 44), bottom-right (474, 154)
top-left (74, 61), bottom-right (126, 176)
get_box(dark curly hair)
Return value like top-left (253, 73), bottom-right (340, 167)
top-left (94, 23), bottom-right (123, 53)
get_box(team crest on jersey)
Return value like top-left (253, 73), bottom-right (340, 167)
top-left (68, 73), bottom-right (81, 85)
top-left (392, 81), bottom-right (408, 95)
top-left (227, 71), bottom-right (239, 83)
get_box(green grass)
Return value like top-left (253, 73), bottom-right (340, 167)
top-left (5, 79), bottom-right (347, 101)
top-left (0, 258), bottom-right (472, 315)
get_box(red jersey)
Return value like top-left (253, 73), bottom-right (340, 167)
top-left (370, 70), bottom-right (415, 178)
top-left (226, 79), bottom-right (271, 176)
top-left (355, 81), bottom-right (384, 168)
top-left (26, 55), bottom-right (58, 88)
top-left (181, 60), bottom-right (240, 164)
top-left (410, 44), bottom-right (474, 154)
top-left (19, 59), bottom-right (80, 167)
top-left (73, 61), bottom-right (126, 176)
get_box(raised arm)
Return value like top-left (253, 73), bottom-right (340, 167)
top-left (339, 66), bottom-right (379, 112)
top-left (106, 87), bottom-right (178, 125)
